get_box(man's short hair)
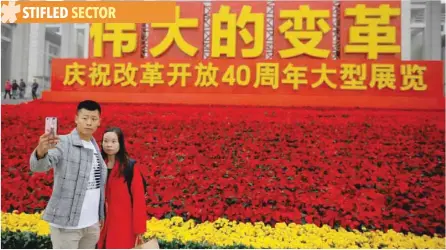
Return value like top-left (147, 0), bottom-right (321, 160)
top-left (77, 100), bottom-right (101, 115)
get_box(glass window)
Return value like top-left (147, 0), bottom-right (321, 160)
top-left (48, 44), bottom-right (59, 56)
top-left (1, 25), bottom-right (12, 38)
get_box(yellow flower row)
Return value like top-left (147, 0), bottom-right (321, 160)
top-left (2, 212), bottom-right (445, 249)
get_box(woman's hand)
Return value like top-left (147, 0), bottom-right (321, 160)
top-left (135, 234), bottom-right (144, 247)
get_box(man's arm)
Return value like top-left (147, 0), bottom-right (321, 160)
top-left (29, 136), bottom-right (64, 172)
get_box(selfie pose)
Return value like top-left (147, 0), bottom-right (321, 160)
top-left (98, 127), bottom-right (147, 249)
top-left (29, 100), bottom-right (107, 249)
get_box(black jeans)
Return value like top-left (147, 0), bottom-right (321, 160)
top-left (4, 90), bottom-right (11, 99)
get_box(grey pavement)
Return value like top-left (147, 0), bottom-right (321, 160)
top-left (1, 92), bottom-right (38, 105)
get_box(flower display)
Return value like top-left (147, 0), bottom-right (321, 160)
top-left (1, 102), bottom-right (445, 237)
top-left (2, 212), bottom-right (445, 249)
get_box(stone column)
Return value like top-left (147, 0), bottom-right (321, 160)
top-left (83, 24), bottom-right (90, 58)
top-left (61, 24), bottom-right (77, 58)
top-left (401, 0), bottom-right (411, 60)
top-left (10, 24), bottom-right (30, 83)
top-left (423, 0), bottom-right (441, 60)
top-left (26, 23), bottom-right (46, 95)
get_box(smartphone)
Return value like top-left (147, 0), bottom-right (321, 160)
top-left (45, 117), bottom-right (58, 138)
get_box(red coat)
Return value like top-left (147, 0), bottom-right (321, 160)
top-left (98, 161), bottom-right (147, 249)
top-left (5, 81), bottom-right (11, 91)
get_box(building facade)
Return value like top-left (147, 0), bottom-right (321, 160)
top-left (1, 23), bottom-right (89, 96)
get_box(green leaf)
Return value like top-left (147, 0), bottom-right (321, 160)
top-left (2, 231), bottom-right (251, 249)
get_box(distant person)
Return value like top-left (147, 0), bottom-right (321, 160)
top-left (32, 79), bottom-right (39, 100)
top-left (19, 79), bottom-right (26, 99)
top-left (4, 79), bottom-right (12, 99)
top-left (11, 80), bottom-right (18, 99)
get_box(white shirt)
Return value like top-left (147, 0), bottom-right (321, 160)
top-left (50, 140), bottom-right (101, 229)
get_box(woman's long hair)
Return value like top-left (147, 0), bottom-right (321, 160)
top-left (101, 127), bottom-right (129, 177)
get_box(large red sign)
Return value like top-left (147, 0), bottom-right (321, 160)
top-left (46, 1), bottom-right (443, 110)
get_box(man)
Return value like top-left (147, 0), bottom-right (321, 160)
top-left (19, 79), bottom-right (26, 99)
top-left (11, 80), bottom-right (18, 99)
top-left (32, 79), bottom-right (39, 100)
top-left (29, 100), bottom-right (107, 249)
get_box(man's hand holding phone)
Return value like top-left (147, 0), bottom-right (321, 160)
top-left (37, 117), bottom-right (60, 159)
top-left (36, 133), bottom-right (60, 159)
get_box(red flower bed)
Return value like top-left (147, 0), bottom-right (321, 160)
top-left (1, 101), bottom-right (445, 236)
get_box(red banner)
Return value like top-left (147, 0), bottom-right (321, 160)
top-left (52, 59), bottom-right (443, 98)
top-left (86, 1), bottom-right (403, 61)
top-left (47, 1), bottom-right (443, 110)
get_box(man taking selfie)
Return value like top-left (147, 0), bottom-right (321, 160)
top-left (29, 100), bottom-right (107, 249)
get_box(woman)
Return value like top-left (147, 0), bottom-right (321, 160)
top-left (98, 127), bottom-right (147, 249)
top-left (4, 80), bottom-right (12, 99)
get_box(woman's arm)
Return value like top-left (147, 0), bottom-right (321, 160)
top-left (131, 164), bottom-right (148, 234)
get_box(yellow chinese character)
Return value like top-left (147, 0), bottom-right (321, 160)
top-left (114, 63), bottom-right (139, 87)
top-left (140, 63), bottom-right (164, 87)
top-left (278, 5), bottom-right (330, 58)
top-left (344, 4), bottom-right (401, 59)
top-left (340, 64), bottom-right (367, 90)
top-left (167, 63), bottom-right (192, 87)
top-left (311, 63), bottom-right (337, 89)
top-left (212, 6), bottom-right (236, 58)
top-left (90, 23), bottom-right (137, 58)
top-left (88, 63), bottom-right (111, 87)
top-left (194, 62), bottom-right (219, 87)
top-left (150, 6), bottom-right (199, 57)
top-left (64, 62), bottom-right (86, 86)
top-left (370, 64), bottom-right (396, 90)
top-left (400, 64), bottom-right (427, 91)
top-left (254, 63), bottom-right (279, 89)
top-left (238, 6), bottom-right (264, 58)
top-left (282, 63), bottom-right (308, 90)
top-left (212, 5), bottom-right (264, 58)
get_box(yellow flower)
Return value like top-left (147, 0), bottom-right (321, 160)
top-left (2, 212), bottom-right (445, 249)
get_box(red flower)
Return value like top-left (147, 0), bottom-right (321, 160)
top-left (1, 102), bottom-right (445, 236)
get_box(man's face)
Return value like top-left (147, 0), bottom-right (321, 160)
top-left (75, 109), bottom-right (101, 138)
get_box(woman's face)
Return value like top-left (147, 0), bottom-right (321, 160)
top-left (102, 132), bottom-right (120, 156)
